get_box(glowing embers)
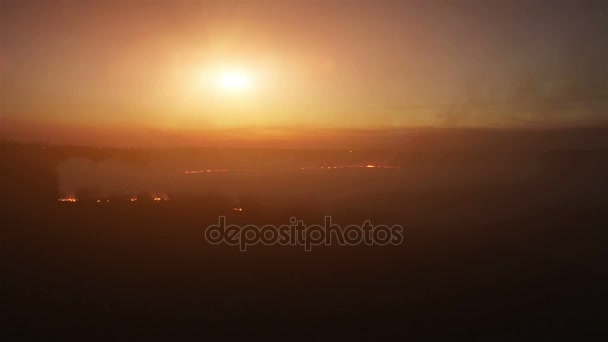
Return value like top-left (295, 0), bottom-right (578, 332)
top-left (298, 164), bottom-right (400, 171)
top-left (58, 193), bottom-right (78, 202)
top-left (232, 207), bottom-right (243, 212)
top-left (57, 193), bottom-right (170, 203)
top-left (131, 193), bottom-right (170, 202)
top-left (184, 168), bottom-right (251, 174)
top-left (184, 165), bottom-right (400, 174)
top-left (153, 194), bottom-right (170, 202)
top-left (58, 197), bottom-right (78, 202)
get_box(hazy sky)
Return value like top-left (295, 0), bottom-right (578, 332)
top-left (1, 0), bottom-right (607, 145)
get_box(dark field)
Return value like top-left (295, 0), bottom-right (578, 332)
top-left (2, 129), bottom-right (608, 339)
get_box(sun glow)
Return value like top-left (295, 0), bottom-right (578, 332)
top-left (217, 70), bottom-right (252, 92)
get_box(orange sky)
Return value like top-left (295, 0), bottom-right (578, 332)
top-left (1, 1), bottom-right (607, 146)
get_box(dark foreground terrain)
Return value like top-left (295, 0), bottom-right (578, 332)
top-left (2, 129), bottom-right (608, 339)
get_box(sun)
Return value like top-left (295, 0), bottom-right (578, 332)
top-left (217, 70), bottom-right (252, 92)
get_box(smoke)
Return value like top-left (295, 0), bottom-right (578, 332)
top-left (54, 155), bottom-right (407, 205)
top-left (55, 157), bottom-right (252, 205)
top-left (56, 158), bottom-right (176, 199)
